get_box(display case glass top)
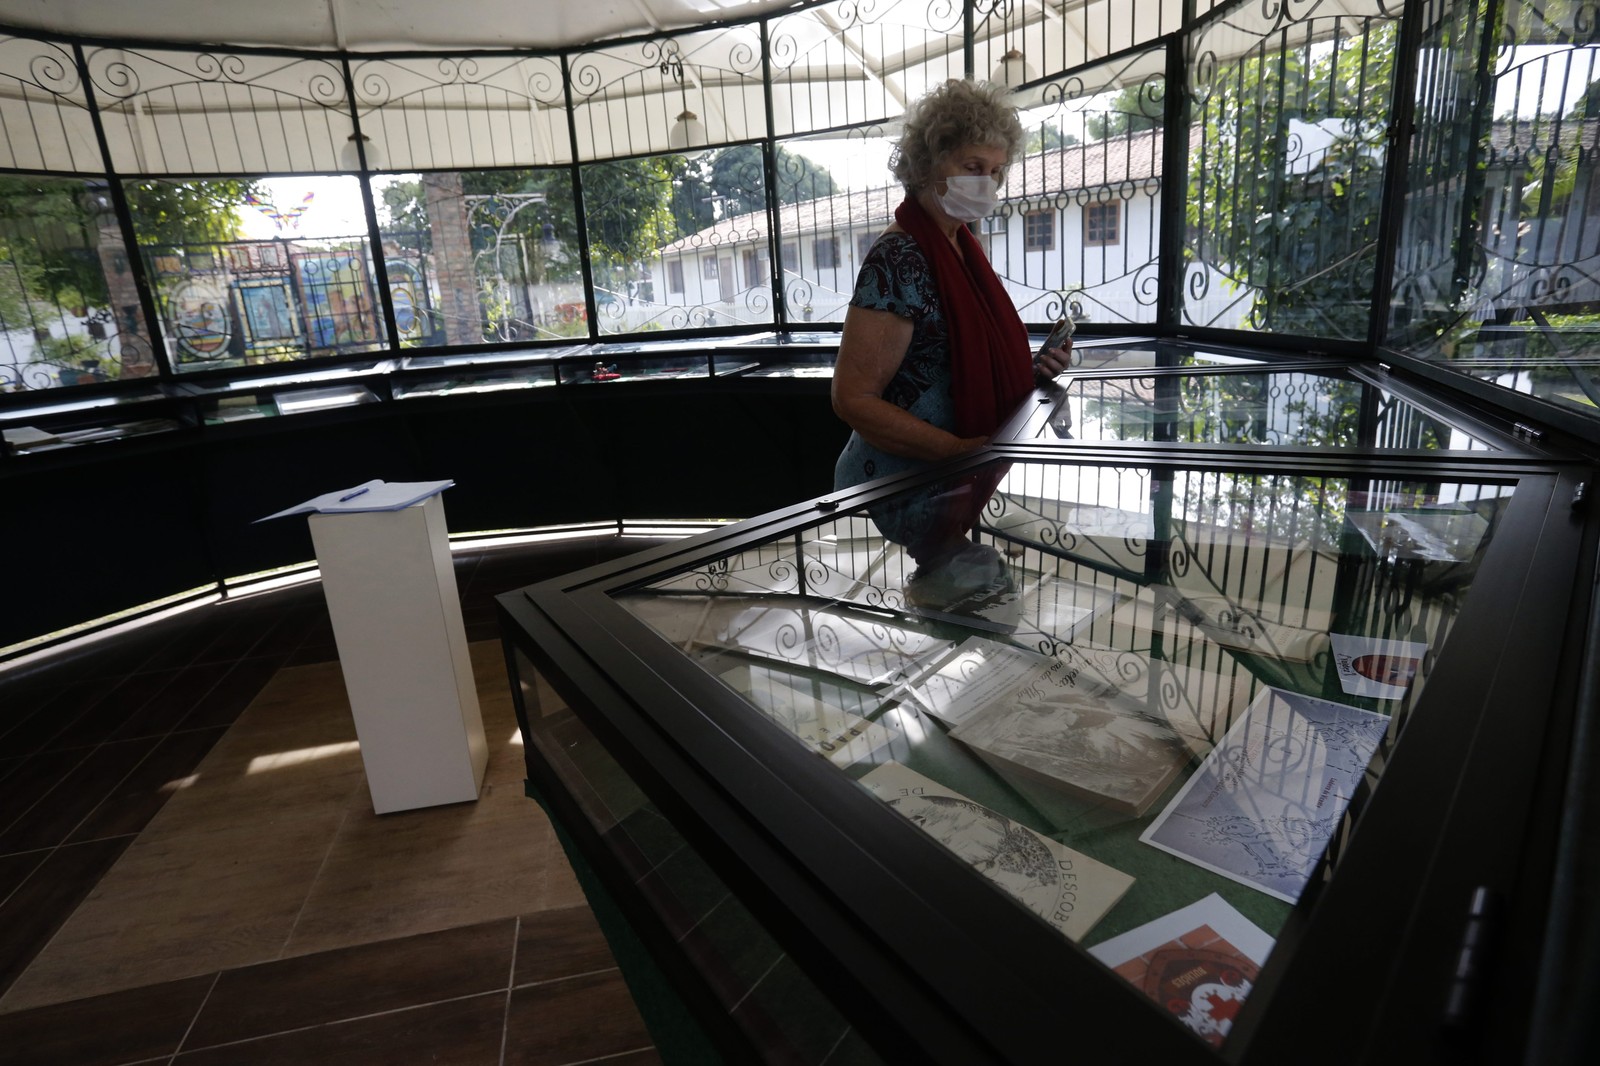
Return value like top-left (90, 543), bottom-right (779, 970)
top-left (1063, 342), bottom-right (1272, 375)
top-left (1028, 368), bottom-right (1503, 452)
top-left (601, 454), bottom-right (1520, 1054)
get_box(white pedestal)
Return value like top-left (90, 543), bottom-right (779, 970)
top-left (309, 494), bottom-right (487, 814)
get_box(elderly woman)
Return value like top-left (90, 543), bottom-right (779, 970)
top-left (831, 79), bottom-right (1070, 603)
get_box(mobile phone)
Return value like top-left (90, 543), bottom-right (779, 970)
top-left (1038, 316), bottom-right (1074, 357)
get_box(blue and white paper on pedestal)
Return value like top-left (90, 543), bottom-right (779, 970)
top-left (270, 481), bottom-right (487, 814)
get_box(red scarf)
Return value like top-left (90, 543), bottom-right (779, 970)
top-left (894, 196), bottom-right (1033, 438)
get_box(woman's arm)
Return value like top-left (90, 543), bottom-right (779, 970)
top-left (831, 304), bottom-right (988, 461)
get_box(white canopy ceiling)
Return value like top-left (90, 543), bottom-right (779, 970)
top-left (0, 0), bottom-right (801, 52)
top-left (0, 0), bottom-right (1396, 173)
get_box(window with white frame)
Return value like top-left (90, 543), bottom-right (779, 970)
top-left (1084, 201), bottom-right (1120, 247)
top-left (1024, 209), bottom-right (1055, 251)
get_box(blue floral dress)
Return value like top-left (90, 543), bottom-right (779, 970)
top-left (832, 232), bottom-right (954, 494)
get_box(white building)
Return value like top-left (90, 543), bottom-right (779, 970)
top-left (644, 130), bottom-right (1243, 330)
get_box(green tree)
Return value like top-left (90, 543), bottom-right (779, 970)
top-left (1084, 85), bottom-right (1162, 141)
top-left (378, 179), bottom-right (429, 250)
top-left (672, 144), bottom-right (838, 234)
top-left (0, 176), bottom-right (104, 313)
top-left (1025, 125), bottom-right (1078, 153)
top-left (1187, 20), bottom-right (1396, 339)
top-left (0, 177), bottom-right (255, 323)
top-left (124, 179), bottom-right (259, 247)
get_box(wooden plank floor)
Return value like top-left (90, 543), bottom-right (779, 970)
top-left (0, 538), bottom-right (670, 1065)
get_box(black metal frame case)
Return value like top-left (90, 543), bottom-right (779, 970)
top-left (498, 403), bottom-right (1594, 1065)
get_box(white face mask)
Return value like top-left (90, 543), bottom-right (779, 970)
top-left (935, 174), bottom-right (1000, 223)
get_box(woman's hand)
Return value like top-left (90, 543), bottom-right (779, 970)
top-left (1034, 335), bottom-right (1073, 381)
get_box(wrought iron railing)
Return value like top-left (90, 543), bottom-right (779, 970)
top-left (0, 0), bottom-right (1597, 425)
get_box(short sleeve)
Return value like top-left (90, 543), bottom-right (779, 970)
top-left (849, 233), bottom-right (935, 320)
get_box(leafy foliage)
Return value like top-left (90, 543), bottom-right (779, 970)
top-left (1084, 86), bottom-right (1161, 141)
top-left (672, 144), bottom-right (838, 234)
top-left (125, 179), bottom-right (259, 247)
top-left (1187, 19), bottom-right (1397, 339)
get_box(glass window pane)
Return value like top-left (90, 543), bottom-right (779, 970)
top-left (351, 55), bottom-right (571, 170)
top-left (84, 46), bottom-right (352, 174)
top-left (775, 128), bottom-right (896, 325)
top-left (1390, 0), bottom-right (1600, 426)
top-left (589, 148), bottom-right (775, 335)
top-left (0, 176), bottom-right (159, 391)
top-left (767, 0), bottom-right (962, 138)
top-left (615, 456), bottom-right (1517, 1045)
top-left (374, 169), bottom-right (583, 347)
top-left (130, 176), bottom-right (387, 370)
top-left (1184, 4), bottom-right (1398, 338)
top-left (0, 34), bottom-right (101, 172)
top-left (569, 27), bottom-right (765, 162)
top-left (973, 0), bottom-right (1186, 91)
top-left (994, 50), bottom-right (1165, 327)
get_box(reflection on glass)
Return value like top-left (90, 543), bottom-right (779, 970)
top-left (391, 364), bottom-right (557, 398)
top-left (583, 150), bottom-right (777, 336)
top-left (1183, 12), bottom-right (1395, 339)
top-left (509, 646), bottom-right (885, 1065)
top-left (563, 354), bottom-right (710, 384)
top-left (1407, 330), bottom-right (1600, 426)
top-left (615, 459), bottom-right (1513, 1047)
top-left (1039, 371), bottom-right (1495, 450)
top-left (130, 176), bottom-right (387, 371)
top-left (0, 176), bottom-right (159, 391)
top-left (373, 169), bottom-right (583, 348)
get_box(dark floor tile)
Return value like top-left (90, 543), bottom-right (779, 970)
top-left (136, 625), bottom-right (221, 673)
top-left (252, 603), bottom-right (329, 658)
top-left (186, 918), bottom-right (516, 1050)
top-left (35, 670), bottom-right (175, 752)
top-left (0, 749), bottom-right (90, 840)
top-left (590, 1050), bottom-right (665, 1066)
top-left (176, 657), bottom-right (282, 730)
top-left (0, 737), bottom-right (160, 854)
top-left (67, 727), bottom-right (228, 843)
top-left (0, 850), bottom-right (44, 904)
top-left (285, 640), bottom-right (339, 667)
top-left (464, 617), bottom-right (502, 644)
top-left (0, 837), bottom-right (132, 997)
top-left (515, 905), bottom-right (617, 986)
top-left (77, 631), bottom-right (174, 679)
top-left (191, 610), bottom-right (280, 665)
top-left (0, 686), bottom-right (57, 744)
top-left (505, 969), bottom-right (653, 1066)
top-left (0, 753), bottom-right (21, 786)
top-left (607, 808), bottom-right (685, 882)
top-left (0, 973), bottom-right (214, 1066)
top-left (176, 990), bottom-right (506, 1066)
top-left (821, 1027), bottom-right (886, 1066)
top-left (634, 846), bottom-right (729, 942)
top-left (0, 679), bottom-right (119, 756)
top-left (107, 663), bottom-right (232, 741)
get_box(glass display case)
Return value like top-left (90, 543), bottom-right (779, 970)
top-left (497, 389), bottom-right (1590, 1065)
top-left (392, 365), bottom-right (559, 399)
top-left (0, 385), bottom-right (194, 456)
top-left (1013, 366), bottom-right (1510, 454)
top-left (177, 360), bottom-right (394, 424)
